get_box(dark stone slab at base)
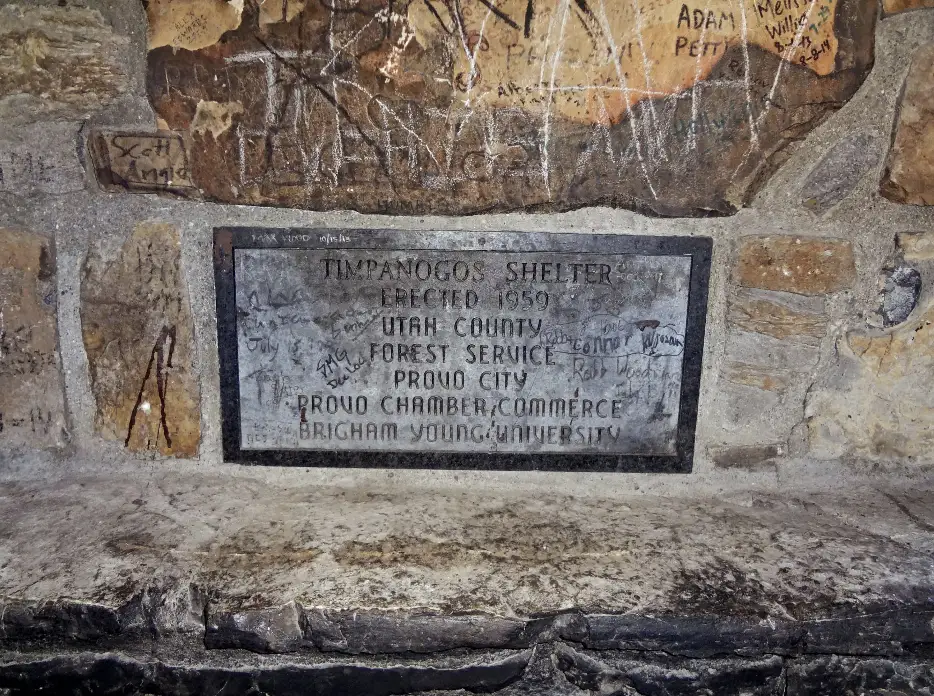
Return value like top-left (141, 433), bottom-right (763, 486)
top-left (6, 594), bottom-right (934, 659)
top-left (4, 595), bottom-right (934, 694)
top-left (554, 646), bottom-right (786, 695)
top-left (788, 656), bottom-right (934, 695)
top-left (3, 649), bottom-right (934, 695)
top-left (0, 651), bottom-right (531, 696)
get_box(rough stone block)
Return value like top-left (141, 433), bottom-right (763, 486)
top-left (0, 229), bottom-right (67, 450)
top-left (788, 657), bottom-right (934, 695)
top-left (206, 602), bottom-right (305, 653)
top-left (801, 132), bottom-right (878, 212)
top-left (723, 330), bottom-right (819, 393)
top-left (724, 363), bottom-right (795, 392)
top-left (117, 584), bottom-right (207, 639)
top-left (882, 45), bottom-right (934, 205)
top-left (0, 5), bottom-right (129, 126)
top-left (132, 0), bottom-right (876, 215)
top-left (899, 230), bottom-right (934, 261)
top-left (555, 645), bottom-right (785, 695)
top-left (807, 299), bottom-right (934, 460)
top-left (304, 609), bottom-right (535, 654)
top-left (727, 288), bottom-right (827, 345)
top-left (80, 223), bottom-right (200, 457)
top-left (581, 606), bottom-right (934, 657)
top-left (735, 236), bottom-right (856, 296)
top-left (884, 0), bottom-right (934, 11)
top-left (709, 444), bottom-right (784, 470)
top-left (0, 123), bottom-right (85, 197)
top-left (0, 600), bottom-right (121, 646)
top-left (880, 265), bottom-right (921, 327)
top-left (0, 650), bottom-right (534, 695)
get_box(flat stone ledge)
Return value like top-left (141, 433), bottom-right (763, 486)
top-left (1, 467), bottom-right (934, 662)
top-left (3, 468), bottom-right (934, 617)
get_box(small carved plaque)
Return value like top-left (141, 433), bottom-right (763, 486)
top-left (92, 132), bottom-right (196, 194)
top-left (215, 229), bottom-right (710, 471)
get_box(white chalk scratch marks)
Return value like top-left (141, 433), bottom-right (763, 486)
top-left (594, 0), bottom-right (658, 200)
top-left (737, 0), bottom-right (759, 149)
top-left (540, 0), bottom-right (571, 196)
top-left (147, 0), bottom-right (866, 213)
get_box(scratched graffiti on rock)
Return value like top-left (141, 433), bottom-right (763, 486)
top-left (81, 223), bottom-right (201, 458)
top-left (0, 229), bottom-right (67, 449)
top-left (141, 0), bottom-right (874, 215)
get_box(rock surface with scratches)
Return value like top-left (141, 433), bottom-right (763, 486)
top-left (80, 222), bottom-right (200, 457)
top-left (133, 0), bottom-right (876, 215)
top-left (0, 229), bottom-right (67, 450)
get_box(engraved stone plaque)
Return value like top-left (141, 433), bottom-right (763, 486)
top-left (215, 229), bottom-right (711, 472)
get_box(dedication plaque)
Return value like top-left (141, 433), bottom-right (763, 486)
top-left (215, 229), bottom-right (711, 472)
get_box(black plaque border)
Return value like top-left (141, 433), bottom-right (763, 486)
top-left (214, 228), bottom-right (712, 473)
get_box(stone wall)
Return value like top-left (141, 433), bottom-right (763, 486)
top-left (1, 0), bottom-right (933, 488)
top-left (3, 0), bottom-right (934, 692)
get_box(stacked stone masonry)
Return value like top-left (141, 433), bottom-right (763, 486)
top-left (1, 0), bottom-right (934, 691)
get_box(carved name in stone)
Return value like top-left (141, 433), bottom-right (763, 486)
top-left (92, 132), bottom-right (196, 194)
top-left (215, 229), bottom-right (710, 471)
top-left (138, 0), bottom-right (875, 215)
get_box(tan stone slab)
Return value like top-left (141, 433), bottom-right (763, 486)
top-left (883, 0), bottom-right (934, 14)
top-left (80, 223), bottom-right (200, 457)
top-left (723, 330), bottom-right (819, 393)
top-left (136, 0), bottom-right (876, 215)
top-left (727, 288), bottom-right (827, 344)
top-left (147, 0), bottom-right (244, 51)
top-left (0, 229), bottom-right (67, 450)
top-left (0, 5), bottom-right (129, 126)
top-left (735, 236), bottom-right (856, 296)
top-left (881, 45), bottom-right (934, 205)
top-left (808, 299), bottom-right (934, 460)
top-left (724, 362), bottom-right (796, 391)
top-left (899, 230), bottom-right (934, 261)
